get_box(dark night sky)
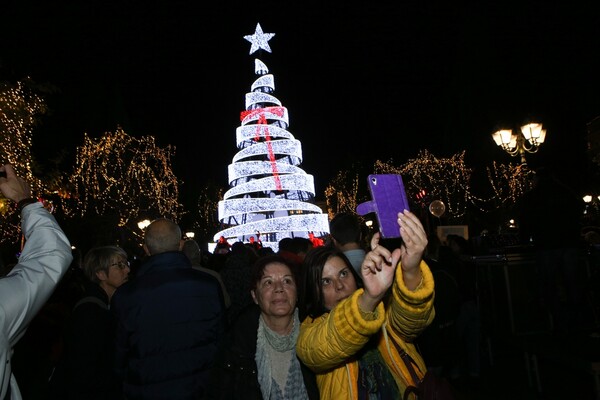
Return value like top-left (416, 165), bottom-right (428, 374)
top-left (2, 1), bottom-right (600, 213)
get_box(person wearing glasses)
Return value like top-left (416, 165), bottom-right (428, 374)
top-left (48, 245), bottom-right (130, 399)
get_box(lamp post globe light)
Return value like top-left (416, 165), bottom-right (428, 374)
top-left (491, 122), bottom-right (546, 165)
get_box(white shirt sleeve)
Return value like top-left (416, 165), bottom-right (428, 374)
top-left (0, 202), bottom-right (73, 399)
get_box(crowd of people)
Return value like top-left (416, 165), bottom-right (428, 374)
top-left (0, 163), bottom-right (595, 399)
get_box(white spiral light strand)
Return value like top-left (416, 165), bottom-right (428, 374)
top-left (211, 23), bottom-right (329, 252)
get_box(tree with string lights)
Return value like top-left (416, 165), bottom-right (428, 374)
top-left (374, 151), bottom-right (534, 219)
top-left (375, 151), bottom-right (475, 219)
top-left (324, 171), bottom-right (361, 219)
top-left (66, 126), bottom-right (183, 252)
top-left (485, 161), bottom-right (535, 209)
top-left (324, 150), bottom-right (535, 228)
top-left (0, 79), bottom-right (47, 243)
top-left (192, 182), bottom-right (224, 245)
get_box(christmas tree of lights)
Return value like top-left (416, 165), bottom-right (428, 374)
top-left (212, 23), bottom-right (329, 251)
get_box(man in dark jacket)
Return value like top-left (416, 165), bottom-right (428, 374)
top-left (111, 218), bottom-right (226, 399)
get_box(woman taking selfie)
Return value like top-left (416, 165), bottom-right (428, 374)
top-left (297, 210), bottom-right (435, 399)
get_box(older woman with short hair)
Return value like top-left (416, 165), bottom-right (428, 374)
top-left (48, 245), bottom-right (130, 399)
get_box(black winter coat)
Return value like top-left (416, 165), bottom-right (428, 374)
top-left (111, 251), bottom-right (226, 400)
top-left (48, 282), bottom-right (122, 400)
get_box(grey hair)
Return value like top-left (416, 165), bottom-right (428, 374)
top-left (83, 245), bottom-right (128, 283)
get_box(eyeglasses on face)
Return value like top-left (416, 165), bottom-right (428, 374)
top-left (110, 260), bottom-right (130, 270)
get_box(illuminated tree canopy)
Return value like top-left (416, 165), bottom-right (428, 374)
top-left (0, 79), bottom-right (47, 242)
top-left (0, 80), bottom-right (46, 181)
top-left (324, 171), bottom-right (360, 219)
top-left (485, 161), bottom-right (535, 209)
top-left (193, 183), bottom-right (223, 244)
top-left (68, 126), bottom-right (183, 228)
top-left (375, 151), bottom-right (474, 218)
top-left (325, 150), bottom-right (536, 222)
top-left (376, 150), bottom-right (534, 218)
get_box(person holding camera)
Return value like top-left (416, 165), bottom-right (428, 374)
top-left (0, 164), bottom-right (73, 400)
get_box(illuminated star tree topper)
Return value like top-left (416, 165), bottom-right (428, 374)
top-left (243, 23), bottom-right (275, 54)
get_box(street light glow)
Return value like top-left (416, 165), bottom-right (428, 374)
top-left (138, 219), bottom-right (151, 230)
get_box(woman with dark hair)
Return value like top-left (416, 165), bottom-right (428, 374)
top-left (298, 248), bottom-right (363, 321)
top-left (208, 254), bottom-right (318, 399)
top-left (297, 210), bottom-right (435, 399)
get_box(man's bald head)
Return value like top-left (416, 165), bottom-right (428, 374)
top-left (144, 218), bottom-right (183, 255)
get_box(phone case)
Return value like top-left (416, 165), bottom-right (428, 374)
top-left (356, 174), bottom-right (410, 238)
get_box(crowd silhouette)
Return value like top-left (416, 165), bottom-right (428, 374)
top-left (2, 168), bottom-right (599, 399)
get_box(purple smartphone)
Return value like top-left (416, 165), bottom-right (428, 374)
top-left (356, 174), bottom-right (410, 238)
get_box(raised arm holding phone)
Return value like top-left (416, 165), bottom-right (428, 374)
top-left (297, 210), bottom-right (435, 399)
top-left (0, 164), bottom-right (72, 400)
